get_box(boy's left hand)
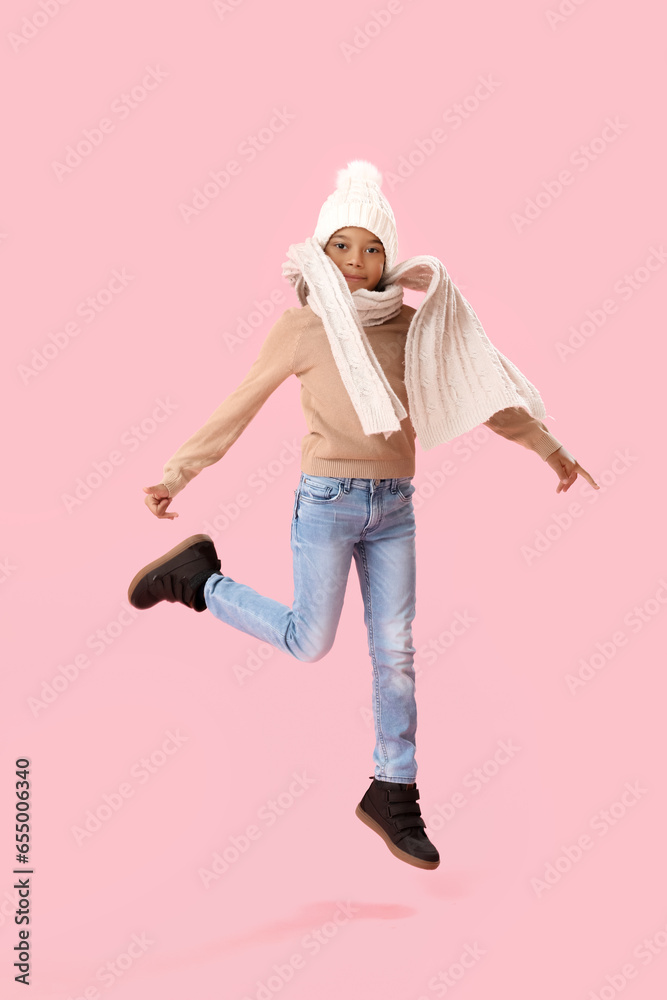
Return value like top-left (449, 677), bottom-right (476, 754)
top-left (546, 446), bottom-right (599, 494)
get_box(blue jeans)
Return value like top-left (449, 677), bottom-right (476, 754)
top-left (203, 474), bottom-right (419, 783)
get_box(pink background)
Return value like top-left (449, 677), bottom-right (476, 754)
top-left (2, 0), bottom-right (666, 997)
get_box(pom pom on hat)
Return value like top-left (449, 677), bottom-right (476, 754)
top-left (336, 160), bottom-right (384, 189)
top-left (313, 158), bottom-right (398, 270)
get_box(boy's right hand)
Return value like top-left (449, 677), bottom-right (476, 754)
top-left (143, 483), bottom-right (179, 519)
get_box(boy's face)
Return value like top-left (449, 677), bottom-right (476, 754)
top-left (323, 226), bottom-right (386, 292)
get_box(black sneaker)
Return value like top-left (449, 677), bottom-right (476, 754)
top-left (355, 776), bottom-right (440, 870)
top-left (128, 534), bottom-right (221, 613)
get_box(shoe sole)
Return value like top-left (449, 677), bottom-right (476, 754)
top-left (127, 533), bottom-right (215, 608)
top-left (355, 802), bottom-right (440, 870)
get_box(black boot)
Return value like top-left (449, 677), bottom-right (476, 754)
top-left (355, 776), bottom-right (440, 870)
top-left (127, 534), bottom-right (221, 613)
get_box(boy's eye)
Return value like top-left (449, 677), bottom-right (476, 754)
top-left (333, 242), bottom-right (380, 253)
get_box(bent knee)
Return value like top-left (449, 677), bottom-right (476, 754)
top-left (293, 641), bottom-right (334, 663)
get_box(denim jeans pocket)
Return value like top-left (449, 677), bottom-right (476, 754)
top-left (299, 476), bottom-right (344, 503)
top-left (396, 478), bottom-right (416, 502)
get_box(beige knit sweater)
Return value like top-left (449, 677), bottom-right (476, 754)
top-left (161, 303), bottom-right (563, 498)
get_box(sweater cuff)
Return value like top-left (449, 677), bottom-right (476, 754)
top-left (533, 429), bottom-right (563, 461)
top-left (162, 472), bottom-right (185, 499)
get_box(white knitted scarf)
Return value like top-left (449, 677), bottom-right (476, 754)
top-left (282, 236), bottom-right (547, 448)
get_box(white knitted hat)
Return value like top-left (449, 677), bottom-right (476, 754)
top-left (313, 160), bottom-right (398, 271)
